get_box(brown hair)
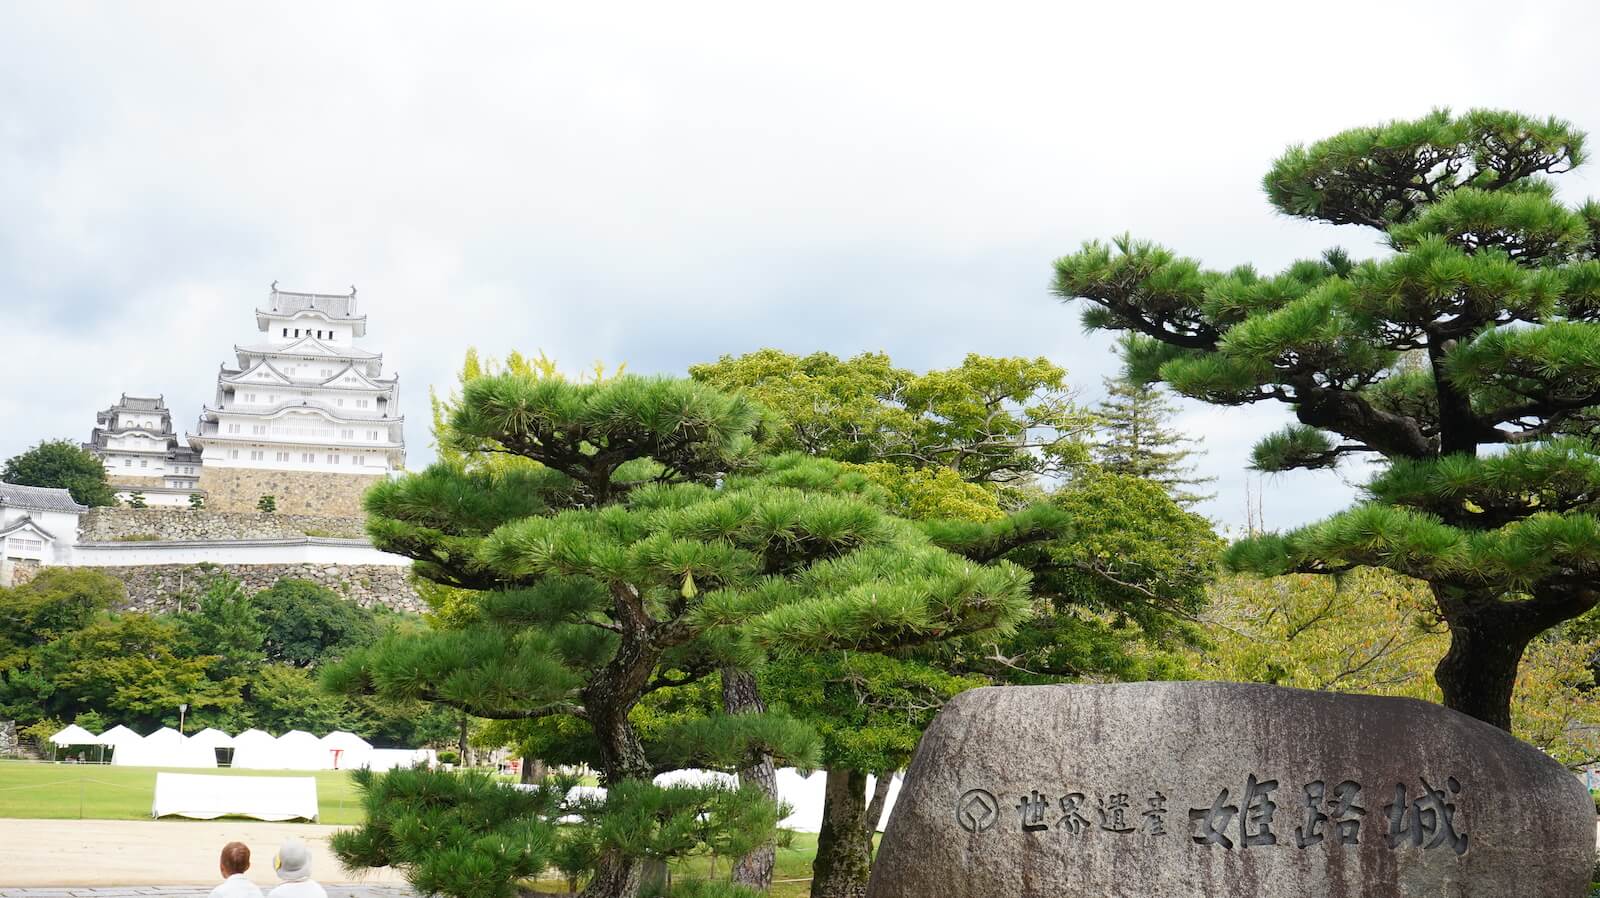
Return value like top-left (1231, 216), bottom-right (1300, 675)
top-left (221, 842), bottom-right (251, 876)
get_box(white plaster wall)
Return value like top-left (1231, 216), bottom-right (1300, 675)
top-left (71, 537), bottom-right (411, 567)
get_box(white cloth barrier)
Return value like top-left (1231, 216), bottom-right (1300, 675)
top-left (527, 768), bottom-right (902, 833)
top-left (152, 772), bottom-right (319, 821)
top-left (363, 748), bottom-right (437, 772)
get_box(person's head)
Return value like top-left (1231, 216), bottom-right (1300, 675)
top-left (219, 842), bottom-right (251, 878)
top-left (274, 838), bottom-right (312, 883)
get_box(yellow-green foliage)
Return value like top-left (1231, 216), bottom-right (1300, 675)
top-left (1195, 570), bottom-right (1600, 765)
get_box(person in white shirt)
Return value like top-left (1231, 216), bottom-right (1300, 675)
top-left (269, 838), bottom-right (328, 898)
top-left (209, 842), bottom-right (264, 898)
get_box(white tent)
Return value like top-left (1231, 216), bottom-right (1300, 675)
top-left (320, 731), bottom-right (372, 770)
top-left (112, 726), bottom-right (216, 768)
top-left (275, 730), bottom-right (329, 770)
top-left (97, 725), bottom-right (143, 747)
top-left (48, 724), bottom-right (99, 746)
top-left (188, 728), bottom-right (234, 750)
top-left (228, 729), bottom-right (282, 769)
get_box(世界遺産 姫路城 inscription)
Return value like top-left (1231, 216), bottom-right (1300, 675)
top-left (956, 773), bottom-right (1468, 855)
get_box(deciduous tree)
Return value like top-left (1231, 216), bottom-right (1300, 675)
top-left (2, 439), bottom-right (116, 507)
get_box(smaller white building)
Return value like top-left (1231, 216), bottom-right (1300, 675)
top-left (0, 482), bottom-right (87, 578)
top-left (86, 395), bottom-right (204, 507)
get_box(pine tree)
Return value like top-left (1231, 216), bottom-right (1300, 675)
top-left (324, 374), bottom-right (1037, 898)
top-left (1093, 370), bottom-right (1216, 507)
top-left (1053, 108), bottom-right (1600, 729)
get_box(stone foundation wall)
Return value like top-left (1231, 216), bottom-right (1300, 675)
top-left (80, 507), bottom-right (367, 541)
top-left (1, 559), bottom-right (41, 588)
top-left (98, 562), bottom-right (424, 614)
top-left (198, 467), bottom-right (383, 516)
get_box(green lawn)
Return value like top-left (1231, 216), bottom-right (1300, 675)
top-left (0, 759), bottom-right (366, 825)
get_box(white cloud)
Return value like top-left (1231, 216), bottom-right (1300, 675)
top-left (3, 1), bottom-right (1598, 530)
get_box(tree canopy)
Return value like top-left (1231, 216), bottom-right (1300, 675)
top-left (2, 439), bottom-right (117, 507)
top-left (1052, 108), bottom-right (1600, 729)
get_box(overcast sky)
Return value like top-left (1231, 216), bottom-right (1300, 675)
top-left (3, 2), bottom-right (1598, 532)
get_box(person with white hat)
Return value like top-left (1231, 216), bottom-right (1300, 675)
top-left (269, 838), bottom-right (327, 898)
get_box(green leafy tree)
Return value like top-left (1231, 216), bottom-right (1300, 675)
top-left (257, 495), bottom-right (277, 514)
top-left (38, 614), bottom-right (243, 730)
top-left (0, 569), bottom-right (123, 724)
top-left (2, 440), bottom-right (116, 507)
top-left (1197, 569), bottom-right (1600, 765)
top-left (254, 579), bottom-right (384, 668)
top-left (126, 491), bottom-right (147, 509)
top-left (325, 375), bottom-right (1035, 898)
top-left (249, 663), bottom-right (362, 735)
top-left (188, 493), bottom-right (205, 510)
top-left (175, 577), bottom-right (265, 682)
top-left (1051, 108), bottom-right (1600, 729)
top-left (690, 350), bottom-right (1094, 493)
top-left (1093, 367), bottom-right (1216, 507)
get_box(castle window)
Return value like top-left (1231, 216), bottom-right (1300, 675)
top-left (229, 450), bottom-right (240, 459)
top-left (251, 425), bottom-right (267, 435)
top-left (367, 430), bottom-right (379, 441)
top-left (276, 452), bottom-right (289, 462)
top-left (356, 399), bottom-right (369, 408)
top-left (301, 452), bottom-right (315, 463)
top-left (250, 450), bottom-right (264, 461)
top-left (139, 459), bottom-right (148, 468)
top-left (282, 328), bottom-right (288, 337)
top-left (294, 329), bottom-right (300, 337)
top-left (123, 459), bottom-right (131, 467)
top-left (351, 455), bottom-right (361, 465)
top-left (340, 429), bottom-right (354, 440)
top-left (327, 454), bottom-right (340, 465)
top-left (227, 423), bottom-right (241, 434)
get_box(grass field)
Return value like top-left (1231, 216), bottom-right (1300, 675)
top-left (0, 759), bottom-right (367, 824)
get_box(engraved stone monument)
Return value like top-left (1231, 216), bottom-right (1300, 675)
top-left (867, 682), bottom-right (1593, 898)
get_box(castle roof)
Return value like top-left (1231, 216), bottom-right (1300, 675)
top-left (236, 335), bottom-right (381, 361)
top-left (0, 482), bottom-right (88, 514)
top-left (256, 284), bottom-right (368, 337)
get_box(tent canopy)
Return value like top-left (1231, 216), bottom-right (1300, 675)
top-left (49, 724), bottom-right (99, 746)
top-left (188, 728), bottom-right (234, 749)
top-left (97, 725), bottom-right (143, 747)
top-left (321, 731), bottom-right (372, 751)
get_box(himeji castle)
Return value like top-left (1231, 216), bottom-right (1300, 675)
top-left (179, 284), bottom-right (407, 514)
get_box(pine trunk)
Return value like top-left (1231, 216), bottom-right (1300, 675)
top-left (862, 772), bottom-right (893, 856)
top-left (578, 619), bottom-right (664, 898)
top-left (810, 768), bottom-right (872, 898)
top-left (722, 666), bottom-right (777, 891)
top-left (1434, 609), bottom-right (1536, 732)
top-left (580, 852), bottom-right (644, 898)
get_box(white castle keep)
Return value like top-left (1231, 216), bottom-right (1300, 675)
top-left (90, 284), bottom-right (406, 516)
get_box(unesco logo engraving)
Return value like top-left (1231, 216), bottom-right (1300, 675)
top-left (956, 788), bottom-right (999, 833)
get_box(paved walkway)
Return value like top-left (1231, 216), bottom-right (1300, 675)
top-left (1, 883), bottom-right (412, 889)
top-left (0, 819), bottom-right (409, 888)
